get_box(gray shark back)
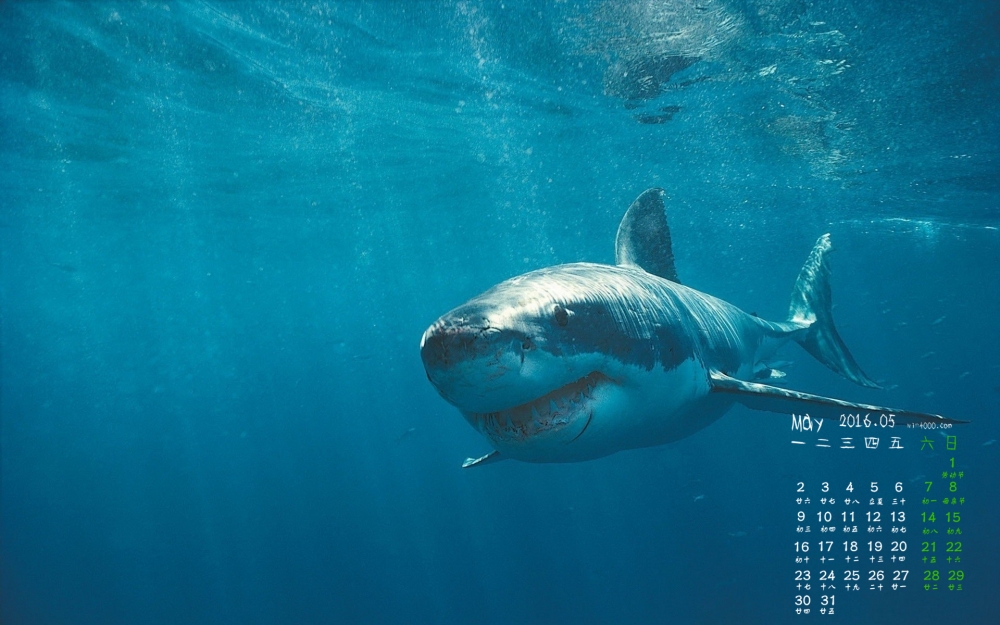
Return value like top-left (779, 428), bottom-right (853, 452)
top-left (470, 261), bottom-right (773, 377)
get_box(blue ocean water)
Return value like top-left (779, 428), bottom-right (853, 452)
top-left (1, 2), bottom-right (998, 623)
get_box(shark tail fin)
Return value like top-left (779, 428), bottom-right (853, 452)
top-left (788, 234), bottom-right (880, 388)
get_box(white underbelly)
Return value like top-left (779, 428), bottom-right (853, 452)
top-left (536, 358), bottom-right (729, 462)
top-left (596, 359), bottom-right (715, 444)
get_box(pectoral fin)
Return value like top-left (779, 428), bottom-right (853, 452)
top-left (461, 450), bottom-right (503, 468)
top-left (709, 371), bottom-right (967, 425)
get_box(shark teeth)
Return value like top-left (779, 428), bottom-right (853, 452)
top-left (473, 371), bottom-right (611, 442)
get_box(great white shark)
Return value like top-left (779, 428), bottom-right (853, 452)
top-left (420, 189), bottom-right (964, 467)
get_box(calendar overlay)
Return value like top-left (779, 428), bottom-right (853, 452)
top-left (788, 413), bottom-right (965, 616)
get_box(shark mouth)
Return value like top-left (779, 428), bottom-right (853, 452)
top-left (468, 372), bottom-right (610, 444)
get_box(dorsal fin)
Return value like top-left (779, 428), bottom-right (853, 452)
top-left (614, 188), bottom-right (680, 283)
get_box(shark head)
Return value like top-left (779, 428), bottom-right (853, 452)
top-left (420, 266), bottom-right (622, 453)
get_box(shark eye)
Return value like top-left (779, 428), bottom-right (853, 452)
top-left (521, 338), bottom-right (535, 351)
top-left (553, 304), bottom-right (569, 327)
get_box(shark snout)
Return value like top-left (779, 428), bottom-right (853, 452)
top-left (420, 316), bottom-right (534, 412)
top-left (421, 320), bottom-right (493, 369)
